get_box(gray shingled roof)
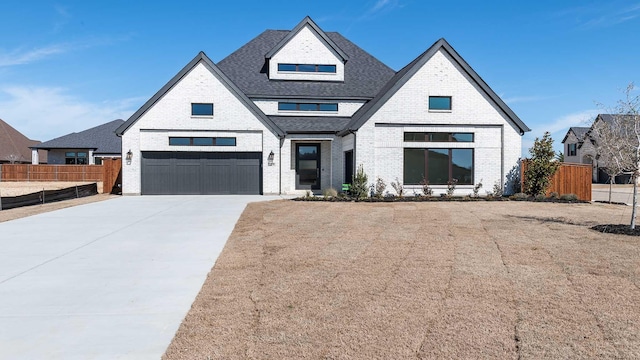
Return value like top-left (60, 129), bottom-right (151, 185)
top-left (269, 116), bottom-right (351, 133)
top-left (33, 119), bottom-right (124, 155)
top-left (217, 30), bottom-right (395, 99)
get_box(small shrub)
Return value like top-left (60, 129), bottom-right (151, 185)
top-left (560, 193), bottom-right (578, 201)
top-left (323, 187), bottom-right (337, 198)
top-left (390, 178), bottom-right (404, 198)
top-left (351, 164), bottom-right (369, 200)
top-left (420, 178), bottom-right (433, 196)
top-left (472, 179), bottom-right (483, 197)
top-left (510, 192), bottom-right (529, 201)
top-left (535, 194), bottom-right (546, 201)
top-left (374, 177), bottom-right (386, 199)
top-left (492, 181), bottom-right (504, 198)
top-left (304, 190), bottom-right (312, 199)
top-left (446, 178), bottom-right (458, 197)
top-left (548, 192), bottom-right (559, 199)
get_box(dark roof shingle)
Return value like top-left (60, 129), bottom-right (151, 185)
top-left (33, 119), bottom-right (124, 154)
top-left (269, 116), bottom-right (351, 133)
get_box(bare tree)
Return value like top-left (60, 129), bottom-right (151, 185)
top-left (592, 83), bottom-right (640, 228)
top-left (591, 118), bottom-right (626, 203)
top-left (5, 154), bottom-right (19, 164)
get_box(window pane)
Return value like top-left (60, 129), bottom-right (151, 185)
top-left (452, 133), bottom-right (474, 142)
top-left (429, 133), bottom-right (450, 142)
top-left (319, 103), bottom-right (338, 111)
top-left (427, 149), bottom-right (450, 185)
top-left (169, 137), bottom-right (191, 146)
top-left (215, 137), bottom-right (236, 146)
top-left (429, 96), bottom-right (452, 110)
top-left (65, 152), bottom-right (76, 157)
top-left (278, 102), bottom-right (297, 111)
top-left (77, 152), bottom-right (87, 157)
top-left (65, 158), bottom-right (76, 164)
top-left (404, 149), bottom-right (425, 185)
top-left (298, 103), bottom-right (318, 111)
top-left (298, 64), bottom-right (316, 72)
top-left (452, 149), bottom-right (473, 185)
top-left (192, 103), bottom-right (213, 116)
top-left (192, 137), bottom-right (214, 146)
top-left (317, 65), bottom-right (336, 73)
top-left (278, 63), bottom-right (296, 71)
top-left (77, 157), bottom-right (88, 165)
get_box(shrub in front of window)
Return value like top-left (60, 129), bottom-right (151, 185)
top-left (374, 177), bottom-right (386, 199)
top-left (492, 181), bottom-right (504, 198)
top-left (351, 164), bottom-right (369, 200)
top-left (472, 179), bottom-right (483, 197)
top-left (323, 187), bottom-right (338, 198)
top-left (390, 178), bottom-right (404, 198)
top-left (420, 178), bottom-right (433, 196)
top-left (446, 178), bottom-right (458, 197)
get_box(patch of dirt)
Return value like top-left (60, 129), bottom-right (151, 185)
top-left (0, 194), bottom-right (117, 223)
top-left (164, 201), bottom-right (640, 359)
top-left (0, 181), bottom-right (104, 196)
top-left (591, 224), bottom-right (640, 236)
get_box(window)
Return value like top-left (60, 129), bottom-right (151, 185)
top-left (567, 143), bottom-right (577, 156)
top-left (404, 148), bottom-right (473, 185)
top-left (191, 103), bottom-right (214, 116)
top-left (428, 96), bottom-right (452, 110)
top-left (278, 102), bottom-right (339, 112)
top-left (169, 137), bottom-right (236, 146)
top-left (65, 151), bottom-right (88, 165)
top-left (404, 132), bottom-right (474, 142)
top-left (277, 63), bottom-right (337, 73)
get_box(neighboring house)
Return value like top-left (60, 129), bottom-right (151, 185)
top-left (562, 126), bottom-right (592, 164)
top-left (0, 118), bottom-right (46, 164)
top-left (116, 17), bottom-right (530, 196)
top-left (31, 119), bottom-right (124, 165)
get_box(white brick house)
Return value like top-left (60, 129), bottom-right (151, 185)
top-left (116, 17), bottom-right (530, 196)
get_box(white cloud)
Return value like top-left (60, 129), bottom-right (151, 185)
top-left (557, 2), bottom-right (640, 29)
top-left (0, 86), bottom-right (140, 141)
top-left (0, 44), bottom-right (70, 67)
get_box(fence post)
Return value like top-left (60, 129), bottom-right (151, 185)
top-left (76, 185), bottom-right (79, 198)
top-left (42, 188), bottom-right (45, 205)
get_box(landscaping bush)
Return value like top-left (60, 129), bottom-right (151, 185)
top-left (323, 188), bottom-right (338, 198)
top-left (420, 178), bottom-right (433, 196)
top-left (373, 177), bottom-right (386, 199)
top-left (560, 193), bottom-right (578, 201)
top-left (510, 192), bottom-right (529, 201)
top-left (390, 178), bottom-right (404, 198)
top-left (351, 164), bottom-right (369, 200)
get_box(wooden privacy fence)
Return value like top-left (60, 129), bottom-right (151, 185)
top-left (0, 158), bottom-right (122, 194)
top-left (521, 160), bottom-right (592, 201)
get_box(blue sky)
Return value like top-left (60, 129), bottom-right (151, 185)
top-left (1, 0), bottom-right (639, 157)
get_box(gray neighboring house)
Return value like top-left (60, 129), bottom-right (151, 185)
top-left (31, 120), bottom-right (124, 165)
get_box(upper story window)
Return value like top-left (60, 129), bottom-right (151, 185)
top-left (428, 96), bottom-right (452, 111)
top-left (191, 103), bottom-right (214, 116)
top-left (169, 137), bottom-right (236, 146)
top-left (566, 143), bottom-right (577, 156)
top-left (404, 132), bottom-right (474, 142)
top-left (277, 63), bottom-right (337, 73)
top-left (278, 102), bottom-right (339, 112)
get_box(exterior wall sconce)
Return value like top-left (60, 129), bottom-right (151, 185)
top-left (126, 149), bottom-right (133, 165)
top-left (267, 150), bottom-right (275, 166)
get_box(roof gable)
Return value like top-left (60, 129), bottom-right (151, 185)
top-left (265, 16), bottom-right (349, 63)
top-left (116, 52), bottom-right (284, 137)
top-left (0, 119), bottom-right (40, 163)
top-left (341, 38), bottom-right (530, 135)
top-left (561, 126), bottom-right (590, 144)
top-left (33, 119), bottom-right (124, 154)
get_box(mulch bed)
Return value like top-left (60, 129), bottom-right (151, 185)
top-left (591, 224), bottom-right (640, 236)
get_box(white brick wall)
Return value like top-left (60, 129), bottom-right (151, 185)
top-left (253, 99), bottom-right (364, 117)
top-left (280, 134), bottom-right (341, 195)
top-left (353, 48), bottom-right (523, 196)
top-left (121, 61), bottom-right (281, 195)
top-left (269, 26), bottom-right (344, 82)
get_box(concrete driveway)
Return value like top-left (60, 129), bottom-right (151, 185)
top-left (592, 183), bottom-right (636, 204)
top-left (0, 195), bottom-right (281, 359)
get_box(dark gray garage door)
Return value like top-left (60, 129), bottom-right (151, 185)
top-left (141, 152), bottom-right (262, 195)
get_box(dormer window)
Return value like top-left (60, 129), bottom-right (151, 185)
top-left (278, 102), bottom-right (338, 112)
top-left (277, 63), bottom-right (337, 73)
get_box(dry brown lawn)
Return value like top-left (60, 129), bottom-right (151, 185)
top-left (165, 201), bottom-right (640, 359)
top-left (0, 181), bottom-right (103, 196)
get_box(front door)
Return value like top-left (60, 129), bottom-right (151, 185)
top-left (296, 143), bottom-right (321, 190)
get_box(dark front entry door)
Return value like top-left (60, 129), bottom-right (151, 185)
top-left (344, 150), bottom-right (353, 184)
top-left (296, 143), bottom-right (321, 190)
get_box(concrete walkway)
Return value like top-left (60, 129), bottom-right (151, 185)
top-left (0, 195), bottom-right (282, 359)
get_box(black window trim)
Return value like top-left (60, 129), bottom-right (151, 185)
top-left (278, 102), bottom-right (339, 112)
top-left (168, 137), bottom-right (237, 146)
top-left (191, 103), bottom-right (214, 116)
top-left (404, 132), bottom-right (474, 143)
top-left (404, 148), bottom-right (474, 185)
top-left (428, 96), bottom-right (452, 111)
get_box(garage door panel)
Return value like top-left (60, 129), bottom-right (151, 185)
top-left (141, 152), bottom-right (261, 195)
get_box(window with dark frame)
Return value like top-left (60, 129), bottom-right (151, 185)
top-left (65, 151), bottom-right (88, 165)
top-left (169, 137), bottom-right (236, 146)
top-left (404, 148), bottom-right (473, 185)
top-left (191, 103), bottom-right (214, 116)
top-left (278, 102), bottom-right (339, 111)
top-left (566, 143), bottom-right (577, 156)
top-left (404, 132), bottom-right (474, 142)
top-left (277, 63), bottom-right (337, 73)
top-left (428, 96), bottom-right (452, 110)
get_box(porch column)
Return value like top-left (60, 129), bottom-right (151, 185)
top-left (89, 150), bottom-right (95, 165)
top-left (31, 149), bottom-right (39, 164)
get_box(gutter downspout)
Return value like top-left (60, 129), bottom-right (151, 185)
top-left (279, 136), bottom-right (284, 195)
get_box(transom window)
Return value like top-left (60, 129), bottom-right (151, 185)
top-left (169, 137), bottom-right (236, 146)
top-left (404, 148), bottom-right (473, 185)
top-left (191, 103), bottom-right (214, 116)
top-left (404, 132), bottom-right (474, 142)
top-left (566, 143), bottom-right (577, 156)
top-left (65, 151), bottom-right (88, 165)
top-left (428, 96), bottom-right (452, 110)
top-left (277, 63), bottom-right (337, 73)
top-left (278, 102), bottom-right (339, 112)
